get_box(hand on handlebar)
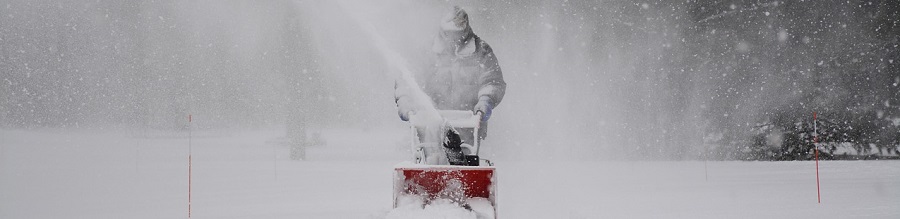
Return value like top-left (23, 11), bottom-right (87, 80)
top-left (474, 98), bottom-right (492, 122)
top-left (399, 110), bottom-right (415, 121)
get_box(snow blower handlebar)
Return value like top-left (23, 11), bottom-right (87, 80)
top-left (408, 110), bottom-right (483, 165)
top-left (472, 111), bottom-right (482, 155)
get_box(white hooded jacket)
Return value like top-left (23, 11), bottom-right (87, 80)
top-left (395, 7), bottom-right (506, 116)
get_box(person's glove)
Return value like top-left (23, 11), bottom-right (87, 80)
top-left (394, 79), bottom-right (416, 122)
top-left (399, 110), bottom-right (414, 121)
top-left (473, 97), bottom-right (493, 121)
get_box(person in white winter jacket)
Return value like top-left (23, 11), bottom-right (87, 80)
top-left (395, 6), bottom-right (506, 164)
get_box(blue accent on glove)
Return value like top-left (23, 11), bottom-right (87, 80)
top-left (475, 100), bottom-right (492, 122)
top-left (399, 111), bottom-right (409, 121)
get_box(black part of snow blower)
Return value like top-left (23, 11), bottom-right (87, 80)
top-left (443, 128), bottom-right (468, 165)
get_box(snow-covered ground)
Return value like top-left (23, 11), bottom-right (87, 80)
top-left (1, 128), bottom-right (898, 218)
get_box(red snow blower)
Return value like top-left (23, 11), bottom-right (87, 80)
top-left (394, 110), bottom-right (497, 218)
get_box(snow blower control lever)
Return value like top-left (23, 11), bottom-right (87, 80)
top-left (442, 111), bottom-right (482, 166)
top-left (409, 110), bottom-right (486, 166)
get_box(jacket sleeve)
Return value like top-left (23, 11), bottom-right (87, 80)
top-left (477, 42), bottom-right (506, 106)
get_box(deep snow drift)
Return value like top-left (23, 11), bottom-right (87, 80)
top-left (1, 128), bottom-right (898, 218)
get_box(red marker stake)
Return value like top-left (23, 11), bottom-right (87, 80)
top-left (814, 112), bottom-right (821, 204)
top-left (188, 114), bottom-right (193, 218)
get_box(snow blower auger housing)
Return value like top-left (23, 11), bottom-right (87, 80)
top-left (394, 110), bottom-right (497, 218)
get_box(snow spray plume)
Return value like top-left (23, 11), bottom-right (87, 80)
top-left (328, 1), bottom-right (454, 153)
top-left (332, 2), bottom-right (443, 126)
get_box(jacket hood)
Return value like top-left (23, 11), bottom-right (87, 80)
top-left (433, 6), bottom-right (476, 55)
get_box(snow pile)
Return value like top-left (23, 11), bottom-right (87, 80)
top-left (3, 129), bottom-right (900, 218)
top-left (387, 198), bottom-right (475, 219)
top-left (386, 195), bottom-right (494, 219)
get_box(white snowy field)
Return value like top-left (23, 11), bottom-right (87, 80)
top-left (1, 128), bottom-right (898, 219)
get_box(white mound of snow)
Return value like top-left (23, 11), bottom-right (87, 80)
top-left (386, 195), bottom-right (494, 219)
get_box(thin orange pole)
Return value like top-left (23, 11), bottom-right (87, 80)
top-left (188, 114), bottom-right (193, 218)
top-left (814, 112), bottom-right (820, 204)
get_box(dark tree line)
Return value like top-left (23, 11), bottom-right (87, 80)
top-left (686, 0), bottom-right (900, 160)
top-left (475, 0), bottom-right (900, 160)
